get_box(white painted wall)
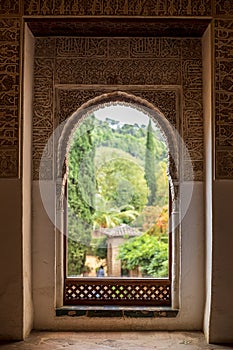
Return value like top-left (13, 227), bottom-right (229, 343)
top-left (32, 181), bottom-right (205, 331)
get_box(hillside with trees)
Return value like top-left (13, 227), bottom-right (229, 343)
top-left (67, 109), bottom-right (169, 277)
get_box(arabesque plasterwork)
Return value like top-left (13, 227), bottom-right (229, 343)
top-left (32, 36), bottom-right (203, 181)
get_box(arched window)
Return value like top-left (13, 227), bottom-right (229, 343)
top-left (55, 92), bottom-right (180, 307)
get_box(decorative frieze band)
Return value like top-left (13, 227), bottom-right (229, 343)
top-left (181, 52), bottom-right (203, 181)
top-left (215, 20), bottom-right (233, 179)
top-left (24, 0), bottom-right (211, 17)
top-left (33, 57), bottom-right (54, 180)
top-left (0, 18), bottom-right (20, 178)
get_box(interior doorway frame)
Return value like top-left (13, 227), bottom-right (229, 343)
top-left (29, 17), bottom-right (206, 330)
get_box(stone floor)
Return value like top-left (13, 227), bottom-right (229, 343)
top-left (0, 332), bottom-right (233, 350)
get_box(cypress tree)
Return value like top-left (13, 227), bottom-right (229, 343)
top-left (144, 119), bottom-right (157, 205)
top-left (68, 114), bottom-right (96, 275)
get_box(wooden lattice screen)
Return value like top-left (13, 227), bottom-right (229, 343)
top-left (64, 278), bottom-right (171, 306)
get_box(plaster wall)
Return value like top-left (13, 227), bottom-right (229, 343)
top-left (22, 25), bottom-right (34, 338)
top-left (32, 181), bottom-right (204, 331)
top-left (210, 181), bottom-right (233, 343)
top-left (0, 180), bottom-right (23, 340)
top-left (202, 23), bottom-right (233, 344)
top-left (202, 25), bottom-right (213, 341)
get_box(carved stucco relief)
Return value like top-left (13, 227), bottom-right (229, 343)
top-left (0, 0), bottom-right (20, 15)
top-left (56, 88), bottom-right (178, 127)
top-left (1, 7), bottom-right (232, 181)
top-left (54, 38), bottom-right (182, 86)
top-left (0, 18), bottom-right (20, 177)
top-left (33, 57), bottom-right (54, 180)
top-left (215, 20), bottom-right (233, 179)
top-left (55, 59), bottom-right (181, 86)
top-left (181, 38), bottom-right (203, 181)
top-left (215, 0), bottom-right (233, 16)
top-left (24, 0), bottom-right (211, 16)
top-left (33, 36), bottom-right (203, 181)
top-left (216, 150), bottom-right (233, 178)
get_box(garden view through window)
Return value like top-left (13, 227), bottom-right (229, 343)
top-left (67, 104), bottom-right (169, 280)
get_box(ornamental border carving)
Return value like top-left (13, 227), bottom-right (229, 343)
top-left (215, 19), bottom-right (233, 179)
top-left (0, 18), bottom-right (20, 178)
top-left (23, 0), bottom-right (212, 17)
top-left (0, 1), bottom-right (20, 15)
top-left (1, 7), bottom-right (233, 180)
top-left (215, 0), bottom-right (233, 16)
top-left (33, 36), bottom-right (204, 181)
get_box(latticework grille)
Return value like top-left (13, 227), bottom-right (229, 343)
top-left (64, 278), bottom-right (171, 306)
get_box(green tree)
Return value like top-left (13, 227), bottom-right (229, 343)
top-left (117, 233), bottom-right (168, 278)
top-left (96, 158), bottom-right (148, 212)
top-left (93, 119), bottom-right (147, 161)
top-left (144, 120), bottom-right (157, 205)
top-left (155, 160), bottom-right (169, 207)
top-left (93, 205), bottom-right (139, 229)
top-left (93, 195), bottom-right (139, 229)
top-left (68, 114), bottom-right (96, 276)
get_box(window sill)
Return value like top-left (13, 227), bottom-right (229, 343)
top-left (56, 306), bottom-right (179, 318)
